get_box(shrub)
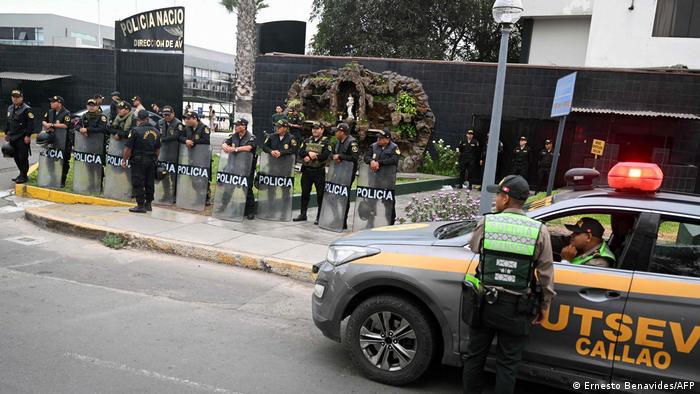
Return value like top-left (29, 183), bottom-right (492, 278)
top-left (393, 123), bottom-right (417, 139)
top-left (395, 91), bottom-right (416, 115)
top-left (101, 233), bottom-right (126, 249)
top-left (399, 191), bottom-right (479, 223)
top-left (420, 139), bottom-right (459, 176)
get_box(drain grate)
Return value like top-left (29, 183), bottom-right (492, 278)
top-left (4, 236), bottom-right (49, 246)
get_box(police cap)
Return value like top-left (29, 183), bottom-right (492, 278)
top-left (275, 119), bottom-right (288, 127)
top-left (183, 111), bottom-right (199, 120)
top-left (234, 118), bottom-right (249, 126)
top-left (132, 95), bottom-right (142, 102)
top-left (116, 101), bottom-right (130, 110)
top-left (86, 98), bottom-right (97, 105)
top-left (94, 93), bottom-right (104, 99)
top-left (311, 121), bottom-right (323, 129)
top-left (11, 89), bottom-right (22, 97)
top-left (110, 91), bottom-right (121, 97)
top-left (336, 123), bottom-right (349, 132)
top-left (486, 175), bottom-right (530, 201)
top-left (49, 95), bottom-right (64, 104)
top-left (161, 105), bottom-right (174, 115)
top-left (565, 217), bottom-right (605, 239)
top-left (377, 128), bottom-right (391, 138)
top-left (545, 139), bottom-right (552, 144)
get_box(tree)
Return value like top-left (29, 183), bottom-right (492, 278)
top-left (221, 0), bottom-right (269, 126)
top-left (311, 0), bottom-right (521, 62)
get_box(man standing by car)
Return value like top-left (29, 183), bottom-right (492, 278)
top-left (462, 175), bottom-right (555, 394)
top-left (5, 89), bottom-right (35, 184)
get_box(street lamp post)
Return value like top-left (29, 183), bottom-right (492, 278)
top-left (478, 0), bottom-right (524, 214)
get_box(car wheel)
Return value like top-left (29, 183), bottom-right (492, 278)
top-left (344, 294), bottom-right (436, 386)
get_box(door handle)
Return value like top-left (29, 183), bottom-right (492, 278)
top-left (578, 288), bottom-right (623, 303)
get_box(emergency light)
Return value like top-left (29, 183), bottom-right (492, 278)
top-left (608, 162), bottom-right (663, 192)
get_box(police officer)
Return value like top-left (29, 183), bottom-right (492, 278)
top-left (132, 96), bottom-right (145, 113)
top-left (537, 139), bottom-right (554, 192)
top-left (263, 119), bottom-right (297, 157)
top-left (109, 101), bottom-right (134, 141)
top-left (287, 107), bottom-right (305, 142)
top-left (560, 217), bottom-right (616, 268)
top-left (462, 175), bottom-right (555, 394)
top-left (364, 127), bottom-right (400, 225)
top-left (158, 105), bottom-right (183, 144)
top-left (181, 111), bottom-right (212, 203)
top-left (294, 121), bottom-right (330, 224)
top-left (511, 136), bottom-right (531, 181)
top-left (457, 129), bottom-right (481, 190)
top-left (123, 110), bottom-right (160, 213)
top-left (271, 104), bottom-right (286, 127)
top-left (94, 94), bottom-right (104, 109)
top-left (42, 95), bottom-right (72, 187)
top-left (109, 91), bottom-right (121, 122)
top-left (79, 98), bottom-right (109, 137)
top-left (221, 118), bottom-right (257, 220)
top-left (331, 122), bottom-right (359, 230)
top-left (5, 90), bottom-right (35, 184)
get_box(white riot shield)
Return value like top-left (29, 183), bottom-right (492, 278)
top-left (37, 128), bottom-right (68, 189)
top-left (102, 135), bottom-right (132, 201)
top-left (318, 160), bottom-right (354, 232)
top-left (255, 153), bottom-right (295, 221)
top-left (154, 139), bottom-right (179, 205)
top-left (212, 151), bottom-right (254, 222)
top-left (353, 162), bottom-right (397, 231)
top-left (175, 144), bottom-right (212, 211)
top-left (72, 130), bottom-right (104, 195)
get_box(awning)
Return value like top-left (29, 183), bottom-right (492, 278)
top-left (571, 107), bottom-right (700, 120)
top-left (0, 72), bottom-right (71, 81)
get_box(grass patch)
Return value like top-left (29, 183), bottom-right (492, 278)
top-left (101, 233), bottom-right (126, 249)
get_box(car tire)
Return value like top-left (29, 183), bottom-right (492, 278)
top-left (344, 294), bottom-right (436, 386)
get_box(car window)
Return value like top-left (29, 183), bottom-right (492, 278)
top-left (650, 219), bottom-right (700, 278)
top-left (545, 213), bottom-right (612, 239)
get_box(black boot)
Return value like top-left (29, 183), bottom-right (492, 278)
top-left (129, 202), bottom-right (147, 213)
top-left (15, 176), bottom-right (28, 184)
top-left (145, 201), bottom-right (152, 212)
top-left (293, 213), bottom-right (307, 222)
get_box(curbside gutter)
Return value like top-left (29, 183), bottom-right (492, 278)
top-left (24, 207), bottom-right (316, 283)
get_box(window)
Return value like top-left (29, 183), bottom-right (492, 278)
top-left (0, 27), bottom-right (43, 45)
top-left (653, 0), bottom-right (700, 38)
top-left (650, 219), bottom-right (700, 278)
top-left (69, 31), bottom-right (96, 43)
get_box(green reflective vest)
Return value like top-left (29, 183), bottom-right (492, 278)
top-left (571, 242), bottom-right (616, 266)
top-left (478, 212), bottom-right (542, 292)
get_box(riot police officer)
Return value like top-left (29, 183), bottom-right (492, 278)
top-left (109, 101), bottom-right (134, 140)
top-left (287, 107), bottom-right (305, 142)
top-left (181, 111), bottom-right (212, 203)
top-left (221, 118), bottom-right (257, 220)
top-left (123, 110), bottom-right (160, 213)
top-left (263, 119), bottom-right (297, 157)
top-left (457, 129), bottom-right (481, 190)
top-left (365, 128), bottom-right (400, 225)
top-left (79, 99), bottom-right (109, 138)
top-left (5, 90), bottom-right (35, 184)
top-left (294, 121), bottom-right (330, 224)
top-left (462, 175), bottom-right (555, 394)
top-left (158, 105), bottom-right (183, 144)
top-left (511, 136), bottom-right (531, 181)
top-left (109, 91), bottom-right (121, 122)
top-left (331, 123), bottom-right (359, 230)
top-left (537, 139), bottom-right (554, 193)
top-left (42, 95), bottom-right (72, 187)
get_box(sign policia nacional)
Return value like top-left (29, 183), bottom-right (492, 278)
top-left (116, 7), bottom-right (185, 51)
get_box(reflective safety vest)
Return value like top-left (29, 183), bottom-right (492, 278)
top-left (479, 212), bottom-right (542, 292)
top-left (571, 241), bottom-right (616, 266)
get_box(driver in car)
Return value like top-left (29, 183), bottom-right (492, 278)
top-left (560, 217), bottom-right (616, 268)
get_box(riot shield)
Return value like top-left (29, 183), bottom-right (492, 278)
top-left (212, 151), bottom-right (254, 222)
top-left (72, 130), bottom-right (105, 195)
top-left (37, 128), bottom-right (68, 189)
top-left (102, 135), bottom-right (132, 201)
top-left (154, 140), bottom-right (179, 205)
top-left (255, 153), bottom-right (295, 221)
top-left (175, 144), bottom-right (212, 211)
top-left (318, 160), bottom-right (354, 232)
top-left (353, 162), bottom-right (397, 231)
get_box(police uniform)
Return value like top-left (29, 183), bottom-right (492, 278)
top-left (462, 175), bottom-right (555, 394)
top-left (536, 141), bottom-right (553, 193)
top-left (364, 131), bottom-right (400, 225)
top-left (287, 111), bottom-right (305, 142)
top-left (126, 112), bottom-right (161, 212)
top-left (457, 132), bottom-right (481, 189)
top-left (296, 124), bottom-right (331, 223)
top-left (109, 103), bottom-right (134, 140)
top-left (43, 97), bottom-right (72, 186)
top-left (108, 91), bottom-right (121, 123)
top-left (271, 110), bottom-right (287, 127)
top-left (564, 218), bottom-right (616, 268)
top-left (158, 113), bottom-right (184, 144)
top-left (262, 127), bottom-right (298, 156)
top-left (81, 101), bottom-right (109, 153)
top-left (511, 139), bottom-right (531, 180)
top-left (181, 112), bottom-right (212, 204)
top-left (331, 124), bottom-right (359, 229)
top-left (224, 119), bottom-right (257, 216)
top-left (5, 90), bottom-right (35, 183)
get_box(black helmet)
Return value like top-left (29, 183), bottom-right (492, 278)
top-left (36, 131), bottom-right (55, 146)
top-left (1, 143), bottom-right (14, 158)
top-left (357, 201), bottom-right (376, 221)
top-left (155, 163), bottom-right (168, 181)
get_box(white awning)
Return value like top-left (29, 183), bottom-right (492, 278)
top-left (571, 107), bottom-right (700, 120)
top-left (0, 72), bottom-right (71, 81)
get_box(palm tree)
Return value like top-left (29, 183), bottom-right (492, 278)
top-left (221, 0), bottom-right (268, 128)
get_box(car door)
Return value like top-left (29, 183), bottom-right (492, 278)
top-left (611, 214), bottom-right (700, 392)
top-left (523, 210), bottom-right (637, 384)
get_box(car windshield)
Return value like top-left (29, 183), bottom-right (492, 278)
top-left (434, 220), bottom-right (477, 239)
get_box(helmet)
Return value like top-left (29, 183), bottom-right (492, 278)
top-left (1, 143), bottom-right (14, 158)
top-left (36, 131), bottom-right (55, 146)
top-left (155, 163), bottom-right (168, 181)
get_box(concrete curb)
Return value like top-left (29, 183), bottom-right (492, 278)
top-left (24, 207), bottom-right (316, 283)
top-left (15, 183), bottom-right (133, 207)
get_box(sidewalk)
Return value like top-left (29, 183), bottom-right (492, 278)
top-left (24, 187), bottom-right (478, 282)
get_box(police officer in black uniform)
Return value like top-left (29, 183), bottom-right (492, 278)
top-left (42, 95), bottom-right (72, 187)
top-left (181, 111), bottom-right (212, 203)
top-left (331, 122), bottom-right (359, 230)
top-left (5, 90), bottom-right (35, 184)
top-left (123, 110), bottom-right (160, 213)
top-left (365, 128), bottom-right (400, 225)
top-left (537, 139), bottom-right (554, 193)
top-left (109, 91), bottom-right (121, 122)
top-left (158, 105), bottom-right (183, 144)
top-left (511, 136), bottom-right (531, 181)
top-left (221, 118), bottom-right (257, 220)
top-left (457, 129), bottom-right (481, 190)
top-left (294, 121), bottom-right (330, 224)
top-left (262, 119), bottom-right (298, 217)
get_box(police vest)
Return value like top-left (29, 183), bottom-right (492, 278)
top-left (480, 212), bottom-right (542, 292)
top-left (304, 138), bottom-right (326, 168)
top-left (571, 242), bottom-right (616, 266)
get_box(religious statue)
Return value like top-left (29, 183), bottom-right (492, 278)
top-left (346, 95), bottom-right (355, 120)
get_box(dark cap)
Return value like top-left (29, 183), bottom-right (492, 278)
top-left (275, 119), bottom-right (288, 127)
top-left (116, 101), bottom-right (130, 110)
top-left (110, 91), bottom-right (121, 97)
top-left (183, 111), bottom-right (199, 120)
top-left (11, 89), bottom-right (22, 97)
top-left (377, 127), bottom-right (391, 138)
top-left (545, 139), bottom-right (552, 144)
top-left (311, 121), bottom-right (323, 129)
top-left (132, 95), bottom-right (141, 102)
top-left (336, 123), bottom-right (349, 132)
top-left (234, 118), bottom-right (249, 126)
top-left (520, 136), bottom-right (527, 141)
top-left (49, 95), bottom-right (64, 103)
top-left (136, 109), bottom-right (149, 121)
top-left (486, 175), bottom-right (530, 201)
top-left (466, 129), bottom-right (474, 134)
top-left (94, 93), bottom-right (104, 99)
top-left (86, 98), bottom-right (97, 105)
top-left (161, 105), bottom-right (174, 114)
top-left (565, 217), bottom-right (605, 238)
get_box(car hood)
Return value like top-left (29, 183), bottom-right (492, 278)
top-left (332, 222), bottom-right (451, 246)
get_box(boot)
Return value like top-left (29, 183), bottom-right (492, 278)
top-left (145, 201), bottom-right (152, 212)
top-left (129, 202), bottom-right (147, 213)
top-left (14, 176), bottom-right (28, 184)
top-left (293, 213), bottom-right (307, 222)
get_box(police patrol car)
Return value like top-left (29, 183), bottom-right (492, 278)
top-left (312, 162), bottom-right (700, 392)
